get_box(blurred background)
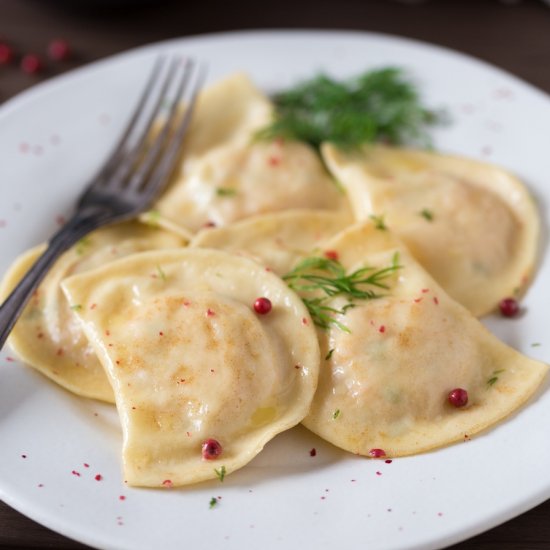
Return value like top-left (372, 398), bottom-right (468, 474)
top-left (1, 0), bottom-right (550, 103)
top-left (1, 0), bottom-right (550, 548)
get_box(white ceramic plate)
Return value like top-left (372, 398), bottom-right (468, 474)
top-left (0, 30), bottom-right (549, 550)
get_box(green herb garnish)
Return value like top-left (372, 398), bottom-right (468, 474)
top-left (419, 209), bottom-right (434, 222)
top-left (70, 304), bottom-right (82, 311)
top-left (209, 497), bottom-right (218, 509)
top-left (216, 187), bottom-right (237, 197)
top-left (156, 264), bottom-right (167, 281)
top-left (214, 465), bottom-right (226, 482)
top-left (325, 348), bottom-right (335, 361)
top-left (369, 214), bottom-right (388, 230)
top-left (487, 369), bottom-right (505, 388)
top-left (333, 409), bottom-right (341, 420)
top-left (301, 297), bottom-right (352, 333)
top-left (143, 209), bottom-right (161, 227)
top-left (75, 236), bottom-right (92, 256)
top-left (283, 253), bottom-right (401, 331)
top-left (531, 343), bottom-right (541, 348)
top-left (257, 68), bottom-right (440, 149)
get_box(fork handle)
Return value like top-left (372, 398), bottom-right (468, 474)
top-left (0, 207), bottom-right (111, 350)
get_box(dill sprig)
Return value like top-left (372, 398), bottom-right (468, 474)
top-left (487, 369), bottom-right (505, 388)
top-left (369, 214), bottom-right (388, 231)
top-left (214, 465), bottom-right (226, 482)
top-left (300, 297), bottom-right (354, 333)
top-left (283, 254), bottom-right (401, 331)
top-left (257, 68), bottom-right (440, 149)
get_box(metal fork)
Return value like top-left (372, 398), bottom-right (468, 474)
top-left (0, 55), bottom-right (203, 349)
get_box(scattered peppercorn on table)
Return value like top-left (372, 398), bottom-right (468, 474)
top-left (2, 0), bottom-right (550, 549)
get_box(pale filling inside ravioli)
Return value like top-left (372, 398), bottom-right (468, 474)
top-left (191, 209), bottom-right (352, 275)
top-left (321, 143), bottom-right (540, 317)
top-left (177, 72), bottom-right (274, 172)
top-left (61, 249), bottom-right (319, 486)
top-left (0, 222), bottom-right (186, 402)
top-left (156, 139), bottom-right (350, 232)
top-left (116, 292), bottom-right (290, 470)
top-left (300, 222), bottom-right (547, 456)
top-left (371, 172), bottom-right (520, 305)
top-left (327, 298), bottom-right (486, 434)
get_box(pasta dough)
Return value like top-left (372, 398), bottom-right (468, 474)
top-left (0, 221), bottom-right (186, 402)
top-left (299, 221), bottom-right (548, 456)
top-left (61, 248), bottom-right (320, 486)
top-left (154, 73), bottom-right (350, 233)
top-left (191, 209), bottom-right (352, 275)
top-left (157, 138), bottom-right (351, 232)
top-left (321, 143), bottom-right (540, 316)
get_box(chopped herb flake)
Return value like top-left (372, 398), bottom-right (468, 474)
top-left (75, 237), bottom-right (92, 256)
top-left (419, 209), bottom-right (434, 222)
top-left (216, 187), bottom-right (237, 197)
top-left (70, 304), bottom-right (82, 311)
top-left (143, 209), bottom-right (161, 227)
top-left (487, 369), bottom-right (505, 388)
top-left (156, 265), bottom-right (167, 281)
top-left (215, 465), bottom-right (226, 482)
top-left (531, 342), bottom-right (542, 347)
top-left (325, 348), bottom-right (335, 360)
top-left (369, 214), bottom-right (388, 230)
top-left (333, 409), bottom-right (341, 420)
top-left (209, 497), bottom-right (218, 509)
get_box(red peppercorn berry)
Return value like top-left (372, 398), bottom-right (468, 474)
top-left (201, 438), bottom-right (222, 460)
top-left (48, 39), bottom-right (71, 61)
top-left (448, 388), bottom-right (468, 408)
top-left (253, 297), bottom-right (272, 315)
top-left (368, 448), bottom-right (386, 458)
top-left (20, 54), bottom-right (43, 75)
top-left (0, 43), bottom-right (14, 65)
top-left (324, 250), bottom-right (339, 261)
top-left (499, 297), bottom-right (519, 318)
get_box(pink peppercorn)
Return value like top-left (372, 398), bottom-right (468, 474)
top-left (21, 54), bottom-right (43, 75)
top-left (202, 438), bottom-right (222, 460)
top-left (48, 39), bottom-right (71, 61)
top-left (253, 297), bottom-right (272, 315)
top-left (499, 297), bottom-right (519, 318)
top-left (368, 448), bottom-right (386, 458)
top-left (448, 388), bottom-right (468, 408)
top-left (0, 43), bottom-right (14, 65)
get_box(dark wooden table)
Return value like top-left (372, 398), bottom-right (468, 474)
top-left (1, 0), bottom-right (550, 548)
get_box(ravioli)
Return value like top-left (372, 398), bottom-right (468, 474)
top-left (0, 221), bottom-right (186, 402)
top-left (321, 143), bottom-right (540, 316)
top-left (153, 72), bottom-right (350, 232)
top-left (299, 221), bottom-right (548, 456)
top-left (191, 209), bottom-right (352, 275)
top-left (61, 248), bottom-right (320, 486)
top-left (156, 138), bottom-right (351, 232)
top-left (177, 72), bottom-right (274, 172)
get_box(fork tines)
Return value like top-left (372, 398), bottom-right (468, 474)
top-left (88, 54), bottom-right (204, 203)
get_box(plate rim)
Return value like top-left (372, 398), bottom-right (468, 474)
top-left (1, 28), bottom-right (549, 550)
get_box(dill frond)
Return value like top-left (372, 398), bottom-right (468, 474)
top-left (257, 68), bottom-right (442, 149)
top-left (283, 253), bottom-right (402, 331)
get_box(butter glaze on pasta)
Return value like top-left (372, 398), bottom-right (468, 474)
top-left (155, 73), bottom-right (350, 233)
top-left (321, 143), bottom-right (540, 316)
top-left (191, 209), bottom-right (352, 275)
top-left (0, 221), bottom-right (186, 402)
top-left (61, 248), bottom-right (319, 486)
top-left (301, 222), bottom-right (548, 456)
